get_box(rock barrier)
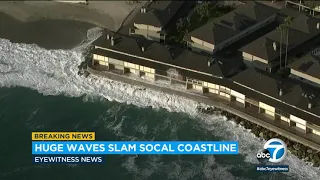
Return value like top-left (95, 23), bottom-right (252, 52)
top-left (197, 106), bottom-right (320, 167)
top-left (78, 47), bottom-right (93, 77)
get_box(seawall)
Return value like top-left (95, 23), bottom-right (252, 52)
top-left (197, 107), bottom-right (320, 166)
top-left (86, 66), bottom-right (320, 166)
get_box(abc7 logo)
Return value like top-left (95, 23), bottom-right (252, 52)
top-left (256, 138), bottom-right (287, 163)
top-left (256, 149), bottom-right (271, 163)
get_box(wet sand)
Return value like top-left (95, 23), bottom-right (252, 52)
top-left (0, 1), bottom-right (144, 49)
top-left (0, 1), bottom-right (142, 31)
top-left (0, 12), bottom-right (95, 49)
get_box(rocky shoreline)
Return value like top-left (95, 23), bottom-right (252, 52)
top-left (197, 106), bottom-right (320, 167)
top-left (78, 47), bottom-right (92, 77)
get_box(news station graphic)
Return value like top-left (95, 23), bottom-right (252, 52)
top-left (32, 155), bottom-right (105, 164)
top-left (32, 132), bottom-right (239, 164)
top-left (32, 132), bottom-right (95, 141)
top-left (32, 141), bottom-right (239, 155)
top-left (256, 138), bottom-right (289, 172)
top-left (32, 132), bottom-right (104, 164)
top-left (256, 138), bottom-right (287, 163)
top-left (256, 165), bottom-right (289, 172)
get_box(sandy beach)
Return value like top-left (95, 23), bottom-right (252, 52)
top-left (0, 1), bottom-right (145, 49)
top-left (0, 12), bottom-right (95, 49)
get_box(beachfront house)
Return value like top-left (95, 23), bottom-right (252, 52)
top-left (231, 68), bottom-right (320, 137)
top-left (90, 31), bottom-right (241, 87)
top-left (184, 1), bottom-right (278, 54)
top-left (88, 30), bottom-right (320, 141)
top-left (129, 1), bottom-right (185, 43)
top-left (90, 33), bottom-right (242, 101)
top-left (288, 47), bottom-right (320, 87)
top-left (240, 13), bottom-right (320, 72)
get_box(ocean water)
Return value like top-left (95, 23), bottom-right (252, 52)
top-left (0, 27), bottom-right (319, 180)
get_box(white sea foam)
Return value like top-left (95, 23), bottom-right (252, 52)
top-left (0, 27), bottom-right (319, 180)
top-left (121, 154), bottom-right (240, 180)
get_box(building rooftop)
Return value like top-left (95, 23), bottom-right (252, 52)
top-left (187, 21), bottom-right (239, 45)
top-left (240, 13), bottom-right (320, 62)
top-left (133, 0), bottom-right (185, 28)
top-left (290, 14), bottom-right (320, 35)
top-left (276, 7), bottom-right (302, 19)
top-left (92, 31), bottom-right (320, 124)
top-left (240, 27), bottom-right (310, 61)
top-left (186, 1), bottom-right (278, 45)
top-left (289, 49), bottom-right (320, 79)
top-left (92, 32), bottom-right (243, 78)
top-left (231, 68), bottom-right (320, 123)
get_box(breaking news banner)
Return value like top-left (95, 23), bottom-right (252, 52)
top-left (32, 132), bottom-right (95, 141)
top-left (31, 132), bottom-right (239, 164)
top-left (32, 141), bottom-right (239, 155)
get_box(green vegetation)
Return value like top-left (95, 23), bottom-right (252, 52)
top-left (195, 1), bottom-right (213, 20)
top-left (277, 23), bottom-right (286, 69)
top-left (276, 67), bottom-right (290, 78)
top-left (166, 17), bottom-right (191, 45)
top-left (191, 2), bottom-right (234, 31)
top-left (305, 0), bottom-right (317, 16)
top-left (167, 2), bottom-right (235, 45)
top-left (283, 16), bottom-right (293, 68)
top-left (277, 16), bottom-right (293, 72)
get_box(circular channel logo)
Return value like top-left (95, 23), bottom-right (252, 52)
top-left (256, 138), bottom-right (287, 163)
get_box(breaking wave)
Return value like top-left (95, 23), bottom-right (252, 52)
top-left (0, 27), bottom-right (319, 180)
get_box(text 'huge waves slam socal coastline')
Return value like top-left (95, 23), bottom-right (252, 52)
top-left (0, 1), bottom-right (320, 180)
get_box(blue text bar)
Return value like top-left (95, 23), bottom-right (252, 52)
top-left (32, 141), bottom-right (239, 155)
